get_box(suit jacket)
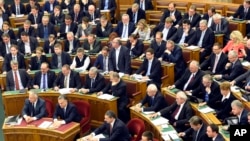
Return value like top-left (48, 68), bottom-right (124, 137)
top-left (102, 80), bottom-right (129, 108)
top-left (99, 0), bottom-right (117, 17)
top-left (51, 52), bottom-right (72, 69)
top-left (170, 27), bottom-right (196, 45)
top-left (94, 118), bottom-right (130, 141)
top-left (0, 39), bottom-right (18, 57)
top-left (83, 10), bottom-right (101, 22)
top-left (160, 9), bottom-right (182, 26)
top-left (109, 46), bottom-right (131, 74)
top-left (152, 24), bottom-right (177, 40)
top-left (184, 124), bottom-right (210, 141)
top-left (200, 52), bottom-right (228, 74)
top-left (79, 0), bottom-right (94, 12)
top-left (233, 5), bottom-right (250, 20)
top-left (136, 57), bottom-right (162, 86)
top-left (84, 73), bottom-right (105, 93)
top-left (1, 4), bottom-right (10, 16)
top-left (75, 24), bottom-right (93, 38)
top-left (32, 70), bottom-right (56, 88)
top-left (194, 28), bottom-right (215, 55)
top-left (70, 11), bottom-right (83, 24)
top-left (96, 22), bottom-right (113, 37)
top-left (26, 2), bottom-right (41, 14)
top-left (114, 21), bottom-right (135, 37)
top-left (43, 1), bottom-right (59, 13)
top-left (192, 81), bottom-right (222, 109)
top-left (126, 8), bottom-right (146, 24)
top-left (61, 0), bottom-right (76, 11)
top-left (216, 93), bottom-right (236, 120)
top-left (18, 37), bottom-right (38, 54)
top-left (59, 23), bottom-right (78, 35)
top-left (1, 14), bottom-right (9, 23)
top-left (6, 69), bottom-right (31, 90)
top-left (134, 0), bottom-right (153, 10)
top-left (43, 40), bottom-right (59, 53)
top-left (175, 69), bottom-right (204, 91)
top-left (222, 59), bottom-right (244, 81)
top-left (53, 102), bottom-right (82, 123)
top-left (64, 38), bottom-right (80, 53)
top-left (29, 55), bottom-right (49, 70)
top-left (235, 70), bottom-right (250, 87)
top-left (150, 40), bottom-right (166, 58)
top-left (82, 38), bottom-right (101, 54)
top-left (49, 12), bottom-right (65, 25)
top-left (0, 29), bottom-right (16, 41)
top-left (214, 133), bottom-right (225, 141)
top-left (179, 13), bottom-right (201, 28)
top-left (202, 13), bottom-right (214, 27)
top-left (141, 91), bottom-right (167, 112)
top-left (17, 27), bottom-right (36, 39)
top-left (126, 39), bottom-right (144, 58)
top-left (22, 98), bottom-right (47, 119)
top-left (3, 53), bottom-right (26, 72)
top-left (94, 54), bottom-right (109, 71)
top-left (27, 12), bottom-right (43, 24)
top-left (161, 45), bottom-right (186, 80)
top-left (210, 18), bottom-right (230, 42)
top-left (10, 3), bottom-right (26, 15)
top-left (36, 23), bottom-right (56, 39)
top-left (54, 70), bottom-right (81, 89)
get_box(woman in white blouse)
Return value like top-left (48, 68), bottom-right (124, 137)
top-left (132, 19), bottom-right (151, 41)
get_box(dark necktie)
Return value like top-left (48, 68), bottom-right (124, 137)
top-left (44, 26), bottom-right (48, 39)
top-left (171, 105), bottom-right (180, 119)
top-left (64, 108), bottom-right (67, 118)
top-left (91, 79), bottom-right (95, 88)
top-left (31, 103), bottom-right (35, 116)
top-left (42, 74), bottom-right (46, 89)
top-left (133, 13), bottom-right (136, 23)
top-left (110, 124), bottom-right (112, 135)
top-left (205, 92), bottom-right (209, 102)
top-left (103, 56), bottom-right (107, 71)
top-left (150, 97), bottom-right (154, 106)
top-left (74, 13), bottom-right (78, 22)
top-left (14, 71), bottom-right (20, 90)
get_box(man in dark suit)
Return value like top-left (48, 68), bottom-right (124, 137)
top-left (17, 32), bottom-right (38, 55)
top-left (177, 5), bottom-right (201, 28)
top-left (3, 45), bottom-right (26, 74)
top-left (82, 34), bottom-right (101, 54)
top-left (70, 4), bottom-right (83, 24)
top-left (57, 15), bottom-right (77, 38)
top-left (79, 67), bottom-right (105, 94)
top-left (231, 69), bottom-right (250, 90)
top-left (26, 0), bottom-right (41, 14)
top-left (195, 19), bottom-right (215, 63)
top-left (178, 116), bottom-right (210, 141)
top-left (17, 20), bottom-right (36, 39)
top-left (206, 124), bottom-right (225, 141)
top-left (84, 4), bottom-right (101, 23)
top-left (54, 64), bottom-right (82, 92)
top-left (32, 62), bottom-right (56, 89)
top-left (109, 37), bottom-right (131, 74)
top-left (151, 91), bottom-right (194, 132)
top-left (49, 5), bottom-right (65, 25)
top-left (191, 74), bottom-right (222, 109)
top-left (150, 32), bottom-right (166, 58)
top-left (96, 15), bottom-right (113, 38)
top-left (10, 0), bottom-right (26, 16)
top-left (29, 47), bottom-right (49, 70)
top-left (0, 33), bottom-right (17, 58)
top-left (97, 72), bottom-right (130, 123)
top-left (169, 60), bottom-right (204, 91)
top-left (36, 15), bottom-right (55, 40)
top-left (152, 17), bottom-right (177, 41)
top-left (231, 100), bottom-right (249, 125)
top-left (52, 95), bottom-right (82, 128)
top-left (43, 34), bottom-right (58, 54)
top-left (160, 2), bottom-right (182, 26)
top-left (200, 43), bottom-right (228, 75)
top-left (135, 84), bottom-right (167, 112)
top-left (126, 34), bottom-right (144, 58)
top-left (6, 60), bottom-right (31, 91)
top-left (51, 43), bottom-right (72, 69)
top-left (22, 91), bottom-right (47, 123)
top-left (64, 32), bottom-right (80, 54)
top-left (214, 50), bottom-right (244, 81)
top-left (0, 0), bottom-right (10, 16)
top-left (43, 0), bottom-right (59, 13)
top-left (27, 6), bottom-right (43, 28)
top-left (134, 0), bottom-right (153, 11)
top-left (0, 8), bottom-right (9, 22)
top-left (202, 7), bottom-right (216, 28)
top-left (99, 0), bottom-right (117, 21)
top-left (159, 40), bottom-right (186, 81)
top-left (94, 46), bottom-right (110, 72)
top-left (84, 110), bottom-right (130, 141)
top-left (114, 14), bottom-right (135, 38)
top-left (171, 19), bottom-right (196, 46)
top-left (126, 3), bottom-right (146, 24)
top-left (135, 48), bottom-right (162, 88)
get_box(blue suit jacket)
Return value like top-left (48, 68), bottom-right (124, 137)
top-left (222, 59), bottom-right (244, 81)
top-left (239, 109), bottom-right (249, 125)
top-left (36, 23), bottom-right (56, 39)
top-left (114, 21), bottom-right (135, 37)
top-left (32, 70), bottom-right (56, 88)
top-left (22, 98), bottom-right (46, 119)
top-left (53, 102), bottom-right (82, 123)
top-left (94, 54), bottom-right (107, 70)
top-left (141, 91), bottom-right (167, 112)
top-left (43, 1), bottom-right (59, 13)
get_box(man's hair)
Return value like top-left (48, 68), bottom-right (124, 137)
top-left (188, 116), bottom-right (203, 125)
top-left (62, 64), bottom-right (70, 70)
top-left (10, 44), bottom-right (18, 50)
top-left (105, 110), bottom-right (116, 118)
top-left (21, 31), bottom-right (29, 36)
top-left (77, 47), bottom-right (85, 53)
top-left (145, 48), bottom-right (154, 55)
top-left (213, 42), bottom-right (222, 49)
top-left (208, 124), bottom-right (219, 133)
top-left (142, 131), bottom-right (154, 140)
top-left (58, 94), bottom-right (68, 101)
top-left (10, 60), bottom-right (18, 65)
top-left (89, 67), bottom-right (98, 74)
top-left (102, 46), bottom-right (109, 52)
top-left (2, 33), bottom-right (10, 38)
top-left (231, 100), bottom-right (244, 109)
top-left (54, 43), bottom-right (62, 49)
top-left (220, 81), bottom-right (231, 90)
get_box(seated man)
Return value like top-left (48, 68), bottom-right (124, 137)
top-left (151, 91), bottom-right (194, 132)
top-left (6, 60), bottom-right (31, 91)
top-left (231, 100), bottom-right (248, 125)
top-left (36, 15), bottom-right (55, 40)
top-left (94, 46), bottom-right (110, 72)
top-left (96, 15), bottom-right (113, 38)
top-left (52, 95), bottom-right (82, 128)
top-left (83, 110), bottom-right (130, 141)
top-left (51, 43), bottom-right (72, 69)
top-left (49, 5), bottom-right (65, 25)
top-left (79, 67), bottom-right (105, 94)
top-left (206, 124), bottom-right (225, 141)
top-left (141, 131), bottom-right (155, 141)
top-left (82, 34), bottom-right (101, 54)
top-left (114, 14), bottom-right (135, 38)
top-left (160, 2), bottom-right (182, 26)
top-left (17, 31), bottom-right (38, 55)
top-left (22, 91), bottom-right (46, 123)
top-left (177, 5), bottom-right (201, 28)
top-left (97, 72), bottom-right (130, 123)
top-left (32, 62), bottom-right (56, 89)
top-left (126, 3), bottom-right (145, 24)
top-left (57, 15), bottom-right (77, 38)
top-left (64, 32), bottom-right (80, 54)
top-left (231, 69), bottom-right (250, 90)
top-left (27, 6), bottom-right (43, 29)
top-left (84, 4), bottom-right (101, 24)
top-left (54, 64), bottom-right (82, 92)
top-left (17, 20), bottom-right (36, 39)
top-left (135, 84), bottom-right (167, 112)
top-left (70, 48), bottom-right (90, 72)
top-left (149, 32), bottom-right (166, 58)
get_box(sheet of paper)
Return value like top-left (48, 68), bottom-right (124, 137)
top-left (94, 134), bottom-right (105, 139)
top-left (186, 45), bottom-right (199, 50)
top-left (242, 61), bottom-right (250, 67)
top-left (118, 72), bottom-right (124, 78)
top-left (198, 106), bottom-right (215, 113)
top-left (16, 14), bottom-right (24, 17)
top-left (100, 10), bottom-right (110, 12)
top-left (142, 111), bottom-right (155, 115)
top-left (161, 134), bottom-right (170, 140)
top-left (169, 133), bottom-right (181, 140)
top-left (38, 121), bottom-right (53, 129)
top-left (151, 116), bottom-right (169, 126)
top-left (98, 94), bottom-right (115, 100)
top-left (58, 88), bottom-right (71, 94)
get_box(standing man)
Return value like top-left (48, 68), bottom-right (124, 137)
top-left (94, 46), bottom-right (110, 72)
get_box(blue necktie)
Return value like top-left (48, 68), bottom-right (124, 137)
top-left (205, 92), bottom-right (209, 102)
top-left (151, 97), bottom-right (154, 105)
top-left (42, 74), bottom-right (46, 89)
top-left (146, 61), bottom-right (152, 76)
top-left (44, 26), bottom-right (48, 39)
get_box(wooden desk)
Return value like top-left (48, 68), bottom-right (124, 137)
top-left (2, 91), bottom-right (118, 128)
top-left (229, 20), bottom-right (246, 37)
top-left (231, 90), bottom-right (250, 111)
top-left (215, 34), bottom-right (224, 46)
top-left (161, 88), bottom-right (222, 125)
top-left (2, 118), bottom-right (80, 141)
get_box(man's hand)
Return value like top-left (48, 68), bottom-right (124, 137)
top-left (134, 106), bottom-right (142, 112)
top-left (54, 86), bottom-right (59, 91)
top-left (51, 120), bottom-right (62, 128)
top-left (24, 116), bottom-right (34, 123)
top-left (168, 85), bottom-right (175, 89)
top-left (213, 75), bottom-right (222, 79)
top-left (205, 87), bottom-right (211, 94)
top-left (79, 88), bottom-right (89, 93)
top-left (149, 113), bottom-right (158, 118)
top-left (33, 85), bottom-right (39, 89)
top-left (97, 91), bottom-right (103, 96)
top-left (178, 132), bottom-right (186, 137)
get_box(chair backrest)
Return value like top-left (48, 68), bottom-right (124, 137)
top-left (44, 99), bottom-right (54, 118)
top-left (72, 100), bottom-right (90, 118)
top-left (126, 118), bottom-right (145, 141)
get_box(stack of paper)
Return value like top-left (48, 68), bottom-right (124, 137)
top-left (38, 121), bottom-right (53, 129)
top-left (98, 94), bottom-right (115, 100)
top-left (58, 88), bottom-right (71, 94)
top-left (94, 134), bottom-right (105, 139)
top-left (198, 106), bottom-right (215, 113)
top-left (242, 61), bottom-right (250, 67)
top-left (186, 46), bottom-right (199, 50)
top-left (142, 111), bottom-right (155, 115)
top-left (151, 116), bottom-right (169, 126)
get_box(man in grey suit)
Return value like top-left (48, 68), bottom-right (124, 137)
top-left (6, 60), bottom-right (31, 91)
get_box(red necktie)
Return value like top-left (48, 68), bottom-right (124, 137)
top-left (171, 105), bottom-right (180, 119)
top-left (14, 71), bottom-right (20, 90)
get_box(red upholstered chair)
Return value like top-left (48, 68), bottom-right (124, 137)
top-left (73, 100), bottom-right (91, 136)
top-left (44, 99), bottom-right (54, 118)
top-left (153, 139), bottom-right (159, 141)
top-left (126, 118), bottom-right (145, 141)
